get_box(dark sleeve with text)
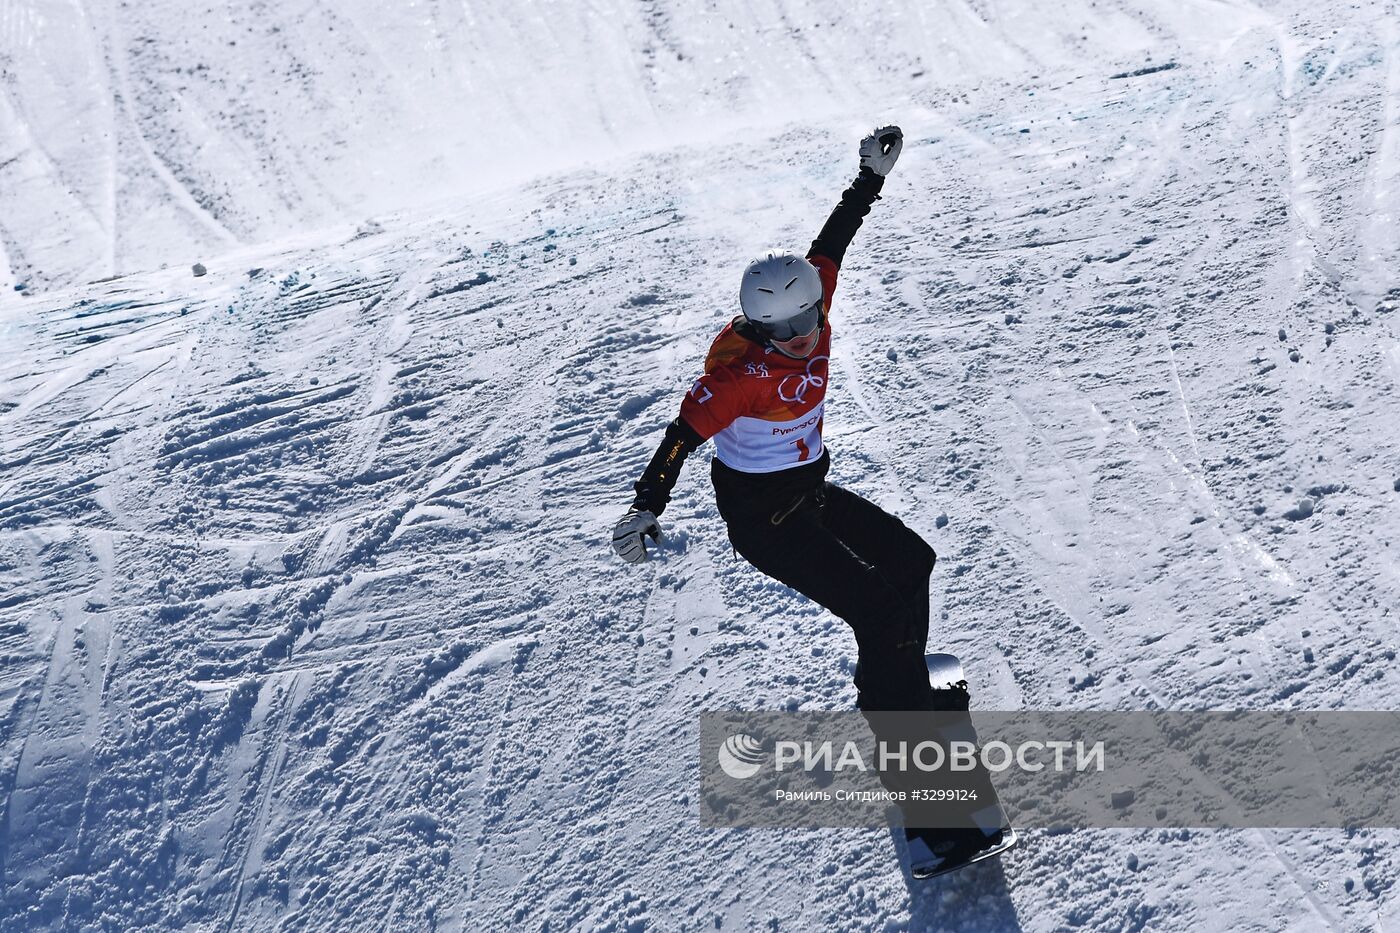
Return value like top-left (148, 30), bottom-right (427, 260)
top-left (807, 168), bottom-right (886, 269)
top-left (630, 416), bottom-right (706, 517)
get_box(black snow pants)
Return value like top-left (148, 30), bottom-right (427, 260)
top-left (713, 456), bottom-right (1007, 834)
top-left (713, 455), bottom-right (937, 713)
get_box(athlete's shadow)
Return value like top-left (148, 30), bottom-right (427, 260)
top-left (891, 827), bottom-right (1023, 932)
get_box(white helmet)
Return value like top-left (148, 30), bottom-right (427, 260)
top-left (739, 252), bottom-right (824, 342)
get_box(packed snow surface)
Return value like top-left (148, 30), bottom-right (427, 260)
top-left (3, 0), bottom-right (1400, 929)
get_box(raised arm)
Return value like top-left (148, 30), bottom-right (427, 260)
top-left (808, 125), bottom-right (904, 269)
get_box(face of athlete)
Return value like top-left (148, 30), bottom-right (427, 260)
top-left (763, 298), bottom-right (824, 359)
top-left (771, 323), bottom-right (822, 359)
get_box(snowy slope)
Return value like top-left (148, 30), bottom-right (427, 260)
top-left (4, 0), bottom-right (1400, 930)
top-left (1, 0), bottom-right (1306, 292)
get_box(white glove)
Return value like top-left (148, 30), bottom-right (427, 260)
top-left (612, 509), bottom-right (661, 564)
top-left (859, 125), bottom-right (904, 176)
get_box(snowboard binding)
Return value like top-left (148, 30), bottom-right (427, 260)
top-left (903, 653), bottom-right (1019, 880)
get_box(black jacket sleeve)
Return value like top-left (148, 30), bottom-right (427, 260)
top-left (631, 416), bottom-right (705, 516)
top-left (808, 168), bottom-right (886, 269)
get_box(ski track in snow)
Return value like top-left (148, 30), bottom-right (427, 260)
top-left (3, 0), bottom-right (1400, 929)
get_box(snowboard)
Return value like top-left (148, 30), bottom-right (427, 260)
top-left (906, 653), bottom-right (1019, 880)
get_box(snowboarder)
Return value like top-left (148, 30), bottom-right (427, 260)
top-left (611, 126), bottom-right (1010, 875)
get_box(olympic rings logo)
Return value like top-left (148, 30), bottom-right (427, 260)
top-left (778, 355), bottom-right (829, 404)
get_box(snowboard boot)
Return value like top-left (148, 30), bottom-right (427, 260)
top-left (905, 825), bottom-right (1007, 879)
